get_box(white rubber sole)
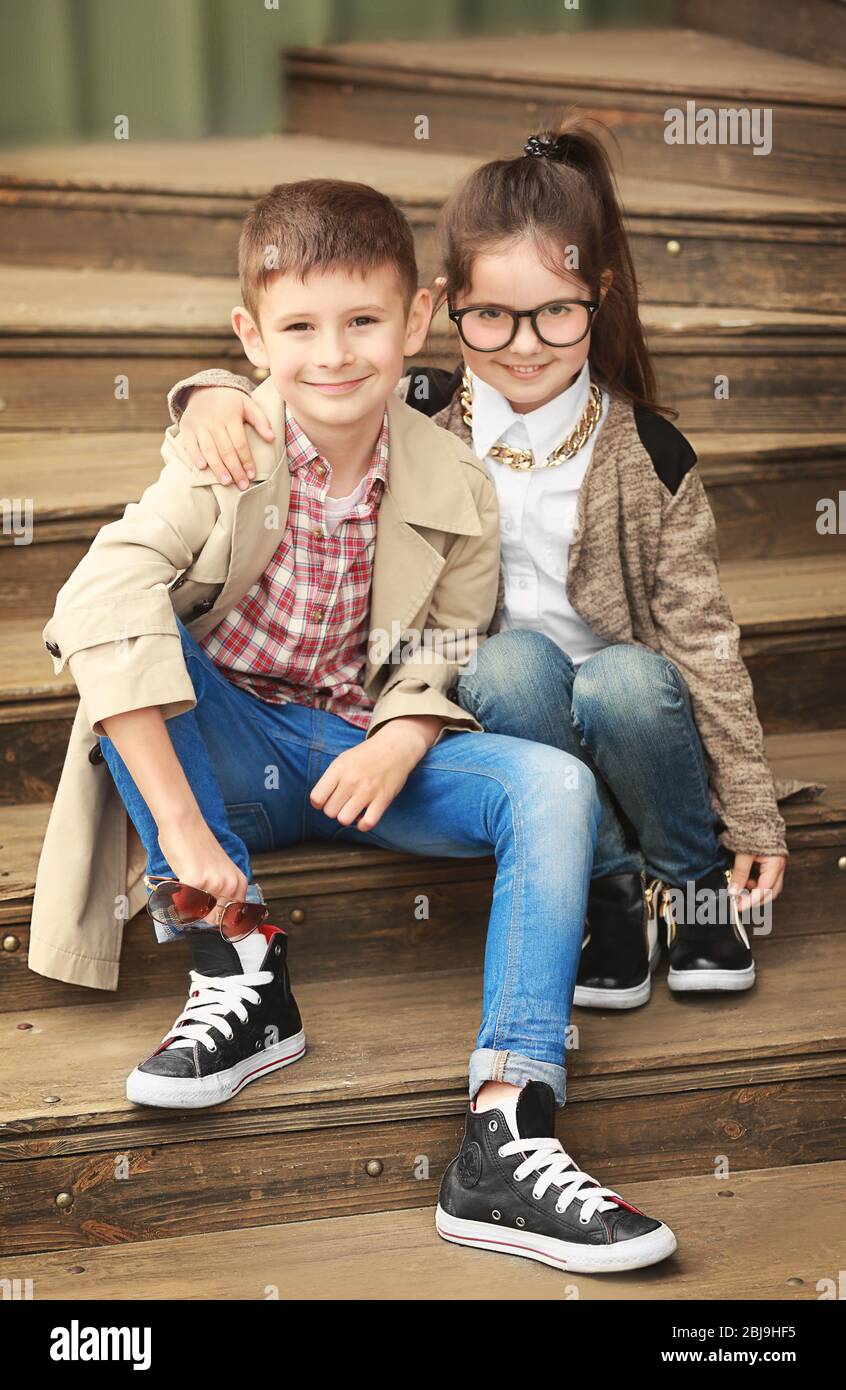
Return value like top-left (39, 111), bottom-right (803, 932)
top-left (573, 940), bottom-right (662, 1011)
top-left (435, 1204), bottom-right (678, 1273)
top-left (667, 963), bottom-right (756, 992)
top-left (126, 1029), bottom-right (306, 1109)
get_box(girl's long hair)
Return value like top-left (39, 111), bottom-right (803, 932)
top-left (435, 116), bottom-right (672, 416)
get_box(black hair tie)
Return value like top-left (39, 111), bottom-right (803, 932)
top-left (523, 133), bottom-right (568, 162)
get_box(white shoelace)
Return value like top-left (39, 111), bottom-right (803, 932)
top-left (498, 1135), bottom-right (625, 1222)
top-left (161, 969), bottom-right (274, 1052)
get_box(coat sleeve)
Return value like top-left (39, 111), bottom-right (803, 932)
top-left (42, 429), bottom-right (221, 736)
top-left (366, 468), bottom-right (501, 745)
top-left (649, 465), bottom-right (788, 858)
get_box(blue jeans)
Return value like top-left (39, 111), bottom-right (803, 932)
top-left (99, 616), bottom-right (601, 1106)
top-left (455, 630), bottom-right (729, 885)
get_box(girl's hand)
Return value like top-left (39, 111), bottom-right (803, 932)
top-left (157, 811), bottom-right (250, 919)
top-left (728, 852), bottom-right (786, 914)
top-left (178, 387), bottom-right (275, 490)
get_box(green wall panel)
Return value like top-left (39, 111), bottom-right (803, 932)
top-left (0, 0), bottom-right (676, 147)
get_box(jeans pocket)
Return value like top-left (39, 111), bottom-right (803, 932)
top-left (225, 801), bottom-right (275, 854)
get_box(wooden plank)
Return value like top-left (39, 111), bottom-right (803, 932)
top-left (4, 267), bottom-right (845, 338)
top-left (4, 430), bottom-right (845, 518)
top-left (721, 556), bottom-right (846, 633)
top-left (288, 31), bottom-right (846, 105)
top-left (679, 0), bottom-right (846, 72)
top-left (2, 1075), bottom-right (844, 1257)
top-left (3, 932), bottom-right (845, 1136)
top-left (0, 135), bottom-right (476, 204)
top-left (1, 1159), bottom-right (844, 1299)
top-left (0, 433), bottom-right (163, 517)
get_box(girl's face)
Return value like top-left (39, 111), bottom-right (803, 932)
top-left (452, 237), bottom-right (606, 414)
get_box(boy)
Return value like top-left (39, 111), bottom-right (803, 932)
top-left (32, 179), bottom-right (676, 1273)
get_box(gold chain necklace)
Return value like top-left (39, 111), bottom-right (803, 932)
top-left (460, 368), bottom-right (603, 472)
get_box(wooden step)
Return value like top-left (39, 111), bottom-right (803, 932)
top-left (1, 265), bottom-right (845, 432)
top-left (679, 0), bottom-right (846, 71)
top-left (1, 136), bottom-right (844, 311)
top-left (1, 1158), bottom-right (844, 1299)
top-left (697, 433), bottom-right (846, 560)
top-left (1, 930), bottom-right (844, 1256)
top-left (283, 28), bottom-right (846, 200)
top-left (3, 429), bottom-right (842, 620)
top-left (1, 551), bottom-right (843, 810)
top-left (1, 731), bottom-right (844, 1017)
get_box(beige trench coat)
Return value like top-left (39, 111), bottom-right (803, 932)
top-left (29, 380), bottom-right (499, 990)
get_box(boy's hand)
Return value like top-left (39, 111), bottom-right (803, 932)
top-left (178, 387), bottom-right (275, 491)
top-left (310, 715), bottom-right (446, 833)
top-left (728, 852), bottom-right (786, 913)
top-left (157, 809), bottom-right (250, 915)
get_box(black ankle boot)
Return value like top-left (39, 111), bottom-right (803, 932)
top-left (436, 1081), bottom-right (677, 1273)
top-left (574, 871), bottom-right (661, 1010)
top-left (126, 925), bottom-right (305, 1108)
top-left (665, 865), bottom-right (755, 992)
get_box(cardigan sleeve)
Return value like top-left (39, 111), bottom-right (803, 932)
top-left (167, 369), bottom-right (256, 425)
top-left (649, 466), bottom-right (788, 858)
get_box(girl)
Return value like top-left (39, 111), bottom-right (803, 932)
top-left (165, 121), bottom-right (792, 1011)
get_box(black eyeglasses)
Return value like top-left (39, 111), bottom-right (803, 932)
top-left (447, 298), bottom-right (600, 352)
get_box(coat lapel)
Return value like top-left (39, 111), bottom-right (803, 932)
top-left (364, 390), bottom-right (483, 685)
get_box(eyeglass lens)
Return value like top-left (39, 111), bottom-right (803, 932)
top-left (458, 303), bottom-right (590, 350)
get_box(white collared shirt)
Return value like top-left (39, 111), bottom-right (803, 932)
top-left (470, 361), bottom-right (610, 667)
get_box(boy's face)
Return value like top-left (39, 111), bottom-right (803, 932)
top-left (453, 237), bottom-right (609, 414)
top-left (232, 263), bottom-right (430, 433)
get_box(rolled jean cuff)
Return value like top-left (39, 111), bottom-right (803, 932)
top-left (150, 877), bottom-right (265, 945)
top-left (468, 1048), bottom-right (567, 1108)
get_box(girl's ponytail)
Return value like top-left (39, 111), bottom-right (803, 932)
top-left (437, 116), bottom-right (669, 416)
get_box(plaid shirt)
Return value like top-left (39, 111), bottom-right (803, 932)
top-left (200, 409), bottom-right (389, 728)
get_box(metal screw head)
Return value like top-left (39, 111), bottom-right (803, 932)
top-left (666, 239), bottom-right (682, 256)
top-left (290, 908), bottom-right (305, 925)
top-left (43, 1095), bottom-right (61, 1104)
top-left (365, 1159), bottom-right (383, 1178)
top-left (16, 1022), bottom-right (32, 1031)
top-left (2, 934), bottom-right (20, 952)
top-left (837, 856), bottom-right (846, 872)
top-left (55, 1192), bottom-right (74, 1210)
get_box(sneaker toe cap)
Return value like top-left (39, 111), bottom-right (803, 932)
top-left (137, 1047), bottom-right (198, 1079)
top-left (605, 1206), bottom-right (664, 1241)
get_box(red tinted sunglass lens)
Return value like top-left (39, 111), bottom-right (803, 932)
top-left (219, 902), bottom-right (267, 935)
top-left (149, 882), bottom-right (216, 926)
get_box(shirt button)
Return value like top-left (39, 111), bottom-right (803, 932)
top-left (518, 579), bottom-right (528, 590)
top-left (313, 607), bottom-right (325, 621)
top-left (312, 526), bottom-right (324, 540)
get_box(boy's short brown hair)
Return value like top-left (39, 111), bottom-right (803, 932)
top-left (239, 179), bottom-right (418, 325)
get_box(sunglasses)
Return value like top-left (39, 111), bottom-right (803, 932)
top-left (144, 874), bottom-right (269, 942)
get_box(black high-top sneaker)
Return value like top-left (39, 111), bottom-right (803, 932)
top-left (573, 871), bottom-right (662, 1010)
top-left (126, 925), bottom-right (305, 1108)
top-left (665, 865), bottom-right (755, 992)
top-left (436, 1081), bottom-right (677, 1273)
